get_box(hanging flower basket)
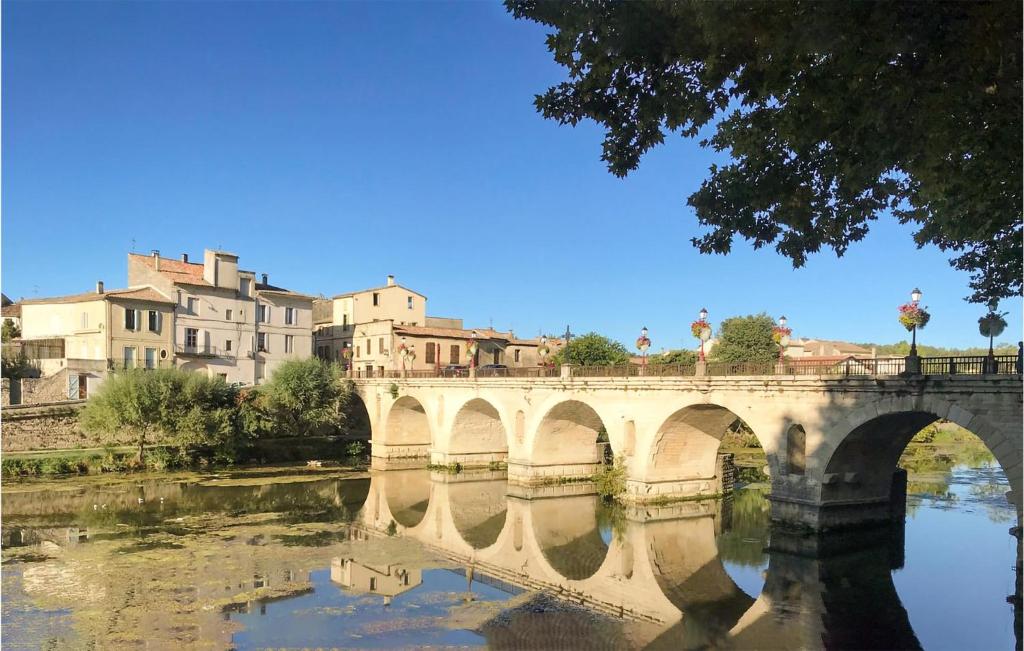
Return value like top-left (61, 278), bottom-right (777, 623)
top-left (898, 303), bottom-right (931, 331)
top-left (397, 343), bottom-right (409, 356)
top-left (979, 313), bottom-right (1007, 338)
top-left (635, 336), bottom-right (651, 352)
top-left (466, 341), bottom-right (479, 356)
top-left (691, 320), bottom-right (710, 339)
top-left (771, 326), bottom-right (792, 344)
top-left (537, 344), bottom-right (550, 358)
top-left (341, 348), bottom-right (353, 360)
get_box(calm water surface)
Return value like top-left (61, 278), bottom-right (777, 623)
top-left (1, 454), bottom-right (1018, 650)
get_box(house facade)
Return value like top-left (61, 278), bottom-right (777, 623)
top-left (17, 282), bottom-right (175, 397)
top-left (127, 249), bottom-right (313, 384)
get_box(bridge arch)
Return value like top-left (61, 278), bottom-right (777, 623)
top-left (530, 399), bottom-right (610, 468)
top-left (446, 398), bottom-right (509, 464)
top-left (383, 395), bottom-right (433, 448)
top-left (820, 395), bottom-right (1021, 518)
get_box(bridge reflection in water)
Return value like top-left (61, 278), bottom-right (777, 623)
top-left (357, 468), bottom-right (922, 650)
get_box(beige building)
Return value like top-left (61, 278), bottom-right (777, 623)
top-left (313, 275), bottom-right (427, 363)
top-left (314, 276), bottom-right (562, 375)
top-left (17, 282), bottom-right (175, 397)
top-left (330, 557), bottom-right (421, 598)
top-left (128, 249), bottom-right (313, 384)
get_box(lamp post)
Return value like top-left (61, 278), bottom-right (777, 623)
top-left (909, 287), bottom-right (922, 357)
top-left (981, 299), bottom-right (1005, 374)
top-left (399, 336), bottom-right (408, 377)
top-left (637, 326), bottom-right (651, 374)
top-left (698, 307), bottom-right (710, 362)
top-left (468, 331), bottom-right (479, 378)
top-left (343, 342), bottom-right (353, 378)
top-left (777, 315), bottom-right (790, 363)
top-left (538, 335), bottom-right (550, 372)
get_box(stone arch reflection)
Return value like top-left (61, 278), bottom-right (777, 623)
top-left (448, 480), bottom-right (508, 550)
top-left (530, 494), bottom-right (609, 581)
top-left (382, 469), bottom-right (432, 528)
top-left (644, 514), bottom-right (754, 641)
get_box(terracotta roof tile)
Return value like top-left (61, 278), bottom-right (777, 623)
top-left (2, 303), bottom-right (21, 318)
top-left (129, 253), bottom-right (210, 285)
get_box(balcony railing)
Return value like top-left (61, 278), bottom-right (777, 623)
top-left (174, 344), bottom-right (231, 358)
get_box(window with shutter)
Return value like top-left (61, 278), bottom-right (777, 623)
top-left (450, 345), bottom-right (460, 364)
top-left (425, 342), bottom-right (435, 364)
top-left (124, 308), bottom-right (136, 331)
top-left (148, 310), bottom-right (159, 332)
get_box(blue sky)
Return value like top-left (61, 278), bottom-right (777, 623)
top-left (3, 1), bottom-right (1019, 349)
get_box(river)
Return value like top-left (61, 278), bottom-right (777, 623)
top-left (1, 450), bottom-right (1018, 649)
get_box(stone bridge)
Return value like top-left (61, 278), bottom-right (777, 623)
top-left (351, 374), bottom-right (1022, 529)
top-left (353, 470), bottom-right (921, 648)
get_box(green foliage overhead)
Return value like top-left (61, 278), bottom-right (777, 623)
top-left (239, 358), bottom-right (348, 437)
top-left (506, 1), bottom-right (1022, 303)
top-left (551, 332), bottom-right (630, 366)
top-left (2, 320), bottom-right (21, 342)
top-left (711, 314), bottom-right (779, 364)
top-left (80, 368), bottom-right (242, 464)
top-left (647, 349), bottom-right (697, 366)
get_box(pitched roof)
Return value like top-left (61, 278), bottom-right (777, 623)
top-left (393, 324), bottom-right (512, 341)
top-left (332, 284), bottom-right (427, 300)
top-left (129, 253), bottom-right (210, 286)
top-left (2, 303), bottom-right (21, 318)
top-left (20, 286), bottom-right (174, 305)
top-left (256, 282), bottom-right (315, 301)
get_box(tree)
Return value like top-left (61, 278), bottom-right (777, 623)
top-left (647, 349), bottom-right (698, 366)
top-left (711, 314), bottom-right (779, 363)
top-left (239, 358), bottom-right (347, 437)
top-left (1, 350), bottom-right (38, 379)
top-left (80, 368), bottom-right (240, 463)
top-left (551, 332), bottom-right (630, 366)
top-left (506, 1), bottom-right (1022, 303)
top-left (1, 320), bottom-right (20, 342)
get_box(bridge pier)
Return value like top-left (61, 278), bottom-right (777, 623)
top-left (429, 449), bottom-right (507, 467)
top-left (507, 460), bottom-right (602, 487)
top-left (370, 441), bottom-right (430, 462)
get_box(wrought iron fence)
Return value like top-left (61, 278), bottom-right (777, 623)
top-left (350, 355), bottom-right (1020, 380)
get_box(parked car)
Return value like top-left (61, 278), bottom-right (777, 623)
top-left (442, 364), bottom-right (469, 377)
top-left (479, 364), bottom-right (509, 376)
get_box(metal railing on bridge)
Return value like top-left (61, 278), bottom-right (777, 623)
top-left (350, 355), bottom-right (1021, 380)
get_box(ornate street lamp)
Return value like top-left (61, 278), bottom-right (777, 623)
top-left (467, 331), bottom-right (479, 371)
top-left (899, 288), bottom-right (929, 358)
top-left (979, 299), bottom-right (1006, 373)
top-left (342, 342), bottom-right (353, 375)
top-left (538, 335), bottom-right (550, 369)
top-left (693, 308), bottom-right (712, 362)
top-left (773, 315), bottom-right (792, 365)
top-left (636, 326), bottom-right (651, 369)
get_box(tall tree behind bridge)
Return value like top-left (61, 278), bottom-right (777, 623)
top-left (506, 1), bottom-right (1022, 303)
top-left (712, 314), bottom-right (779, 364)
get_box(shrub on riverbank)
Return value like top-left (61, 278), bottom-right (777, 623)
top-left (80, 368), bottom-right (244, 465)
top-left (238, 359), bottom-right (350, 438)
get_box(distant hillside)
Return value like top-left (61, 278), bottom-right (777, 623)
top-left (854, 341), bottom-right (1018, 357)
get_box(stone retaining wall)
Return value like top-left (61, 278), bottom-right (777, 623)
top-left (2, 401), bottom-right (92, 452)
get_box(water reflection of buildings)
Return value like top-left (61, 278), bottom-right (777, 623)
top-left (330, 557), bottom-right (422, 599)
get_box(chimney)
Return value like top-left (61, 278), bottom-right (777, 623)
top-left (386, 274), bottom-right (395, 287)
top-left (181, 253), bottom-right (189, 263)
top-left (261, 273), bottom-right (268, 286)
top-left (96, 281), bottom-right (104, 294)
top-left (151, 249), bottom-right (160, 271)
